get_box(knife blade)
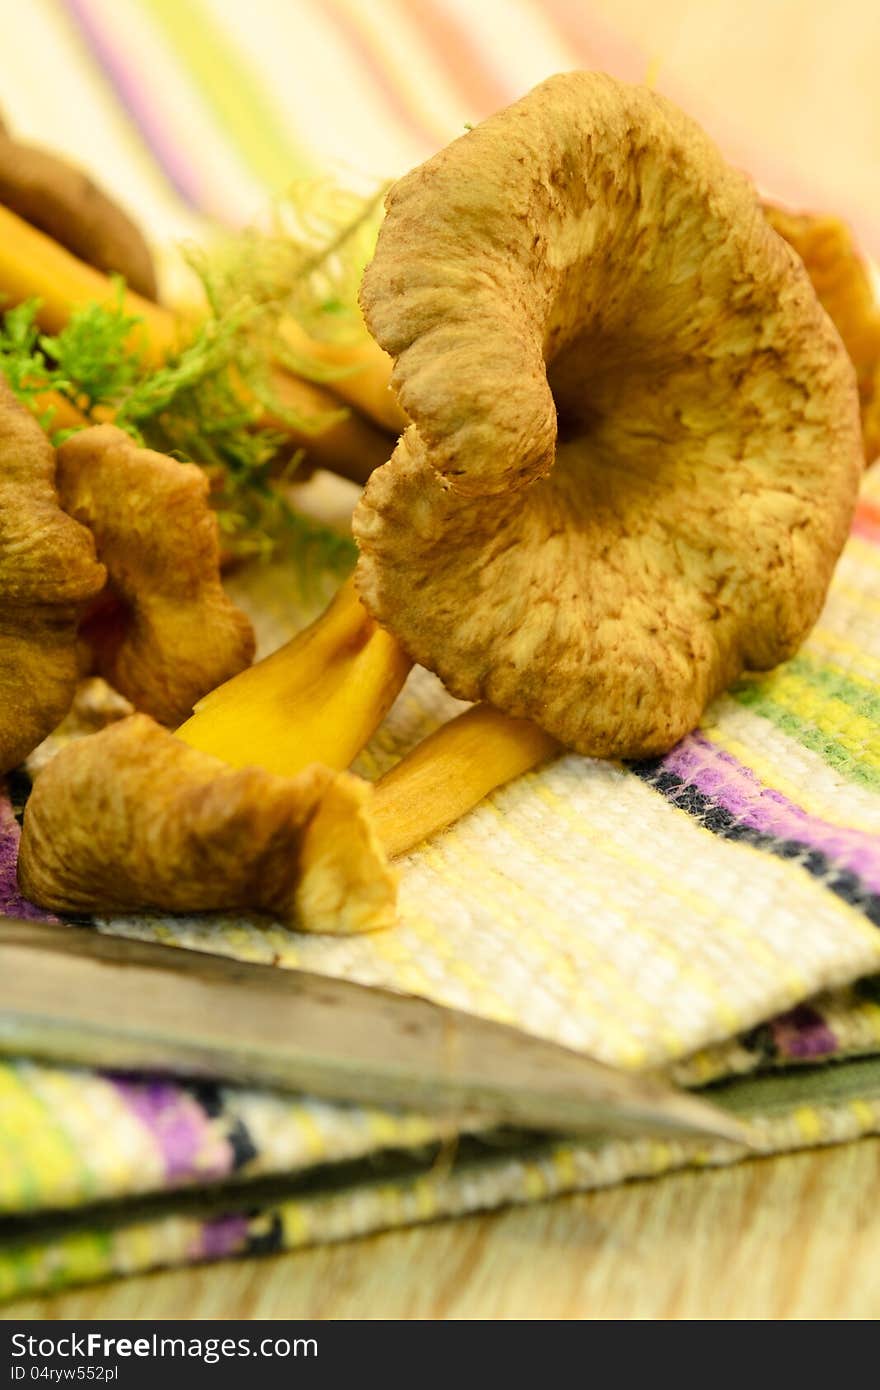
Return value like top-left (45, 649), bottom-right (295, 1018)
top-left (0, 917), bottom-right (750, 1146)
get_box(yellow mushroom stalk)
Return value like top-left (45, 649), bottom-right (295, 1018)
top-left (262, 365), bottom-right (392, 484)
top-left (175, 578), bottom-right (558, 856)
top-left (0, 203), bottom-right (397, 475)
top-left (0, 204), bottom-right (175, 362)
top-left (279, 319), bottom-right (407, 435)
top-left (176, 575), bottom-right (412, 778)
top-left (370, 704), bottom-right (559, 858)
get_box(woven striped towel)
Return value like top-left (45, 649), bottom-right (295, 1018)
top-left (2, 0), bottom-right (880, 1300)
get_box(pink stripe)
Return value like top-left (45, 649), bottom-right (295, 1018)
top-left (393, 0), bottom-right (515, 116)
top-left (197, 1214), bottom-right (251, 1260)
top-left (110, 1077), bottom-right (233, 1184)
top-left (320, 0), bottom-right (448, 154)
top-left (64, 0), bottom-right (212, 215)
top-left (540, 0), bottom-right (880, 255)
top-left (541, 0), bottom-right (649, 81)
top-left (664, 733), bottom-right (880, 893)
top-left (852, 500), bottom-right (880, 547)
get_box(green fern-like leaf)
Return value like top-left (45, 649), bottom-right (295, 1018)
top-left (40, 278), bottom-right (142, 410)
top-left (0, 178), bottom-right (384, 579)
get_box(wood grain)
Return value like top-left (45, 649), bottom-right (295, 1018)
top-left (5, 1138), bottom-right (880, 1319)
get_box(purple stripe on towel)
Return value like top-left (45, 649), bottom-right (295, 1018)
top-left (663, 734), bottom-right (880, 894)
top-left (0, 785), bottom-right (57, 922)
top-left (197, 1214), bottom-right (251, 1260)
top-left (64, 0), bottom-right (208, 213)
top-left (110, 1077), bottom-right (233, 1184)
top-left (768, 1004), bottom-right (839, 1060)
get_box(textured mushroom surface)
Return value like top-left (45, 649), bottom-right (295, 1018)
top-left (0, 134), bottom-right (157, 297)
top-left (24, 677), bottom-right (134, 780)
top-left (56, 426), bottom-right (255, 726)
top-left (355, 72), bottom-right (862, 759)
top-left (18, 714), bottom-right (397, 934)
top-left (764, 203), bottom-right (880, 464)
top-left (0, 378), bottom-right (105, 773)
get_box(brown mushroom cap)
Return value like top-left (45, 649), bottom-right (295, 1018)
top-left (763, 202), bottom-right (880, 464)
top-left (355, 72), bottom-right (862, 759)
top-left (0, 134), bottom-right (157, 298)
top-left (0, 379), bottom-right (105, 773)
top-left (56, 426), bottom-right (255, 726)
top-left (18, 714), bottom-right (396, 934)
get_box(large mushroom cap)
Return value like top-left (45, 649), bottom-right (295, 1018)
top-left (355, 72), bottom-right (862, 758)
top-left (0, 378), bottom-right (105, 773)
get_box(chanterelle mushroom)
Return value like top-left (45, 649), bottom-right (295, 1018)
top-left (0, 132), bottom-right (157, 298)
top-left (56, 425), bottom-right (255, 726)
top-left (0, 378), bottom-right (105, 774)
top-left (763, 202), bottom-right (880, 464)
top-left (174, 74), bottom-right (864, 862)
top-left (354, 72), bottom-right (862, 758)
top-left (19, 714), bottom-right (396, 934)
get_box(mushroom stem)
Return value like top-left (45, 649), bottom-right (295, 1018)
top-left (180, 580), bottom-right (563, 856)
top-left (175, 575), bottom-right (412, 777)
top-left (0, 203), bottom-right (395, 476)
top-left (261, 366), bottom-right (392, 486)
top-left (0, 204), bottom-right (174, 361)
top-left (30, 389), bottom-right (88, 433)
top-left (371, 704), bottom-right (559, 858)
top-left (176, 578), bottom-right (560, 852)
top-left (279, 319), bottom-right (406, 435)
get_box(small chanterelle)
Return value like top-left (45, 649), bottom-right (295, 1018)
top-left (16, 72), bottom-right (863, 932)
top-left (18, 714), bottom-right (397, 935)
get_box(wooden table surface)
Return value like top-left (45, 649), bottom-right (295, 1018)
top-left (4, 1136), bottom-right (880, 1319)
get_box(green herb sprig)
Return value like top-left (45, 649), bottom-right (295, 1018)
top-left (0, 180), bottom-right (387, 572)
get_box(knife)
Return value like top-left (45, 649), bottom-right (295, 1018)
top-left (0, 917), bottom-right (750, 1147)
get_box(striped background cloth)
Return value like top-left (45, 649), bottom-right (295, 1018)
top-left (6, 0), bottom-right (880, 254)
top-left (4, 0), bottom-right (880, 1299)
